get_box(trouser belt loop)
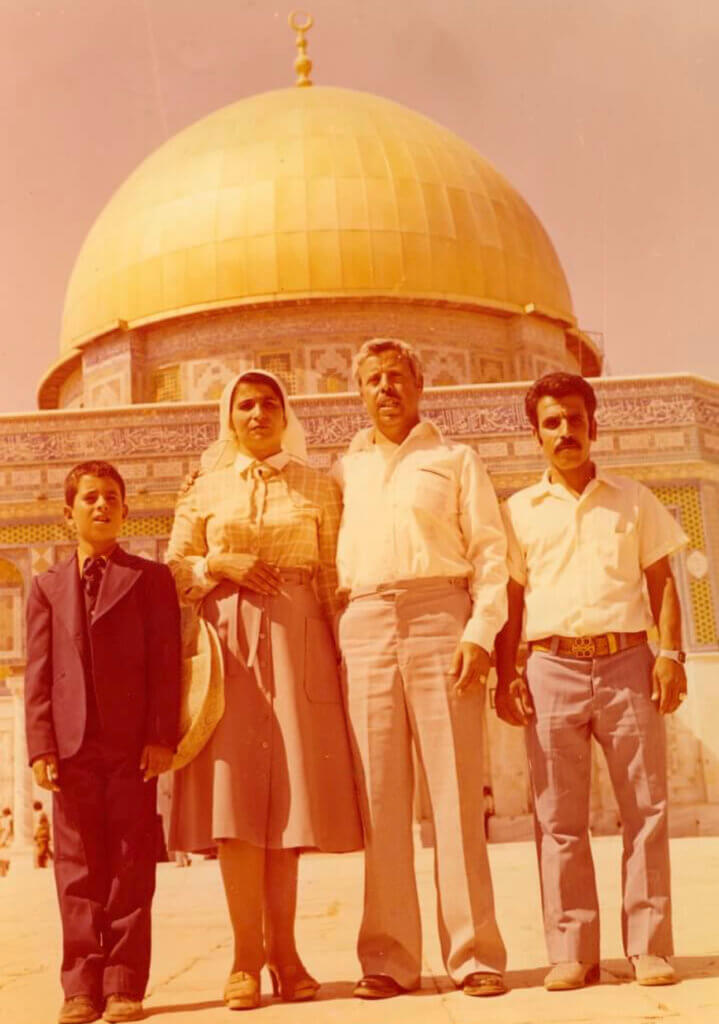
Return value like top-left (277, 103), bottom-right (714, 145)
top-left (550, 636), bottom-right (560, 655)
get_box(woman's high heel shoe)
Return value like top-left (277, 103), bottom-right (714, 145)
top-left (223, 970), bottom-right (261, 1010)
top-left (268, 963), bottom-right (320, 1002)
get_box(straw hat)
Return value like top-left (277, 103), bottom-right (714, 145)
top-left (172, 616), bottom-right (225, 770)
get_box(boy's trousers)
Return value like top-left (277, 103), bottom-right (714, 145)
top-left (52, 736), bottom-right (158, 1000)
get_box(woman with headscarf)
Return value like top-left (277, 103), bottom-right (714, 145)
top-left (166, 370), bottom-right (362, 1011)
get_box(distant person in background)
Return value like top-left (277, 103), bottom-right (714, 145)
top-left (0, 806), bottom-right (13, 876)
top-left (482, 786), bottom-right (495, 841)
top-left (33, 800), bottom-right (52, 868)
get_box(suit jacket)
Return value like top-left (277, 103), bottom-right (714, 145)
top-left (24, 546), bottom-right (182, 764)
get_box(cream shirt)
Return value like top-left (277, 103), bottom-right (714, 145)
top-left (333, 422), bottom-right (508, 652)
top-left (502, 468), bottom-right (688, 641)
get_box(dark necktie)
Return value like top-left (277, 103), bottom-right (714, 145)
top-left (82, 557), bottom-right (106, 611)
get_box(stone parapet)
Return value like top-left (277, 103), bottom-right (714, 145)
top-left (2, 374), bottom-right (718, 508)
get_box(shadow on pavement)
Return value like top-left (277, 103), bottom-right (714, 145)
top-left (506, 955), bottom-right (719, 991)
top-left (601, 955), bottom-right (719, 984)
top-left (504, 966), bottom-right (547, 989)
top-left (145, 1000), bottom-right (225, 1016)
top-left (316, 976), bottom-right (459, 1000)
top-left (314, 980), bottom-right (357, 1000)
top-left (141, 958), bottom-right (719, 1015)
top-left (670, 955), bottom-right (719, 981)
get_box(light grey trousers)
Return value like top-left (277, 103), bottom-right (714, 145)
top-left (525, 643), bottom-right (673, 964)
top-left (339, 580), bottom-right (506, 988)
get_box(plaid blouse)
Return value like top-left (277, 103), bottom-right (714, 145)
top-left (167, 458), bottom-right (343, 621)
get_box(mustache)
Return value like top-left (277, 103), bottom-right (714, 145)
top-left (554, 438), bottom-right (580, 451)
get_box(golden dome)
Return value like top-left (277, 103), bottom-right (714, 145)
top-left (60, 86), bottom-right (574, 354)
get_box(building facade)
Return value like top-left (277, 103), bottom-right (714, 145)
top-left (2, 82), bottom-right (717, 845)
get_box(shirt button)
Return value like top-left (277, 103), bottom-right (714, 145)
top-left (261, 740), bottom-right (269, 749)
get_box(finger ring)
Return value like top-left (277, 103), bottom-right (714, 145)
top-left (678, 693), bottom-right (687, 703)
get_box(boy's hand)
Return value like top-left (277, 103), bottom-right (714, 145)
top-left (140, 744), bottom-right (174, 781)
top-left (32, 755), bottom-right (60, 792)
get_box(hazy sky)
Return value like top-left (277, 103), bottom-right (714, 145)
top-left (2, 0), bottom-right (718, 412)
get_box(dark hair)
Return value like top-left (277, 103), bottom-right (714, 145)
top-left (524, 372), bottom-right (597, 430)
top-left (1, 807), bottom-right (10, 816)
top-left (32, 800), bottom-right (43, 811)
top-left (64, 461), bottom-right (126, 506)
top-left (231, 372), bottom-right (286, 412)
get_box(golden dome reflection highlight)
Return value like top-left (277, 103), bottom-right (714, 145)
top-left (60, 85), bottom-right (574, 355)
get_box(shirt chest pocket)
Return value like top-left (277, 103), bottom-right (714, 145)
top-left (404, 466), bottom-right (456, 517)
top-left (590, 513), bottom-right (640, 577)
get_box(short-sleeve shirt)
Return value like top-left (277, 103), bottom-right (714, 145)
top-left (502, 468), bottom-right (688, 640)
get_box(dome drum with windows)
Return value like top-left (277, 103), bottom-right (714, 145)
top-left (39, 85), bottom-right (601, 409)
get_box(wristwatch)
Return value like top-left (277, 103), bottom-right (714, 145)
top-left (658, 649), bottom-right (686, 664)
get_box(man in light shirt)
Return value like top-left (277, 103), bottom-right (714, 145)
top-left (334, 338), bottom-right (508, 1000)
top-left (496, 372), bottom-right (688, 992)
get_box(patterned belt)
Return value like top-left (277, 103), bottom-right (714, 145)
top-left (529, 630), bottom-right (647, 659)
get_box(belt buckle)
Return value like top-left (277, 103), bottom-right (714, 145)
top-left (570, 636), bottom-right (596, 658)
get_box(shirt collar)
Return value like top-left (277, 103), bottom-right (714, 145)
top-left (77, 547), bottom-right (115, 577)
top-left (234, 450), bottom-right (292, 475)
top-left (529, 464), bottom-right (621, 504)
top-left (347, 419), bottom-right (442, 454)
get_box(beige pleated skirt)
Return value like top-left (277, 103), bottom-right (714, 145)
top-left (169, 576), bottom-right (362, 854)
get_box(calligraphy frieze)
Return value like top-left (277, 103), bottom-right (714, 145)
top-left (0, 376), bottom-right (716, 478)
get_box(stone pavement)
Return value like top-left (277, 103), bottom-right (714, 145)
top-left (1, 836), bottom-right (718, 1024)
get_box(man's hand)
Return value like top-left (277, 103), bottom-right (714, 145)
top-left (208, 553), bottom-right (282, 596)
top-left (495, 674), bottom-right (534, 726)
top-left (140, 744), bottom-right (174, 781)
top-left (651, 656), bottom-right (687, 715)
top-left (32, 755), bottom-right (60, 792)
top-left (450, 642), bottom-right (491, 696)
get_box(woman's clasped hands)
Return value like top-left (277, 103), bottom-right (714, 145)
top-left (207, 552), bottom-right (282, 596)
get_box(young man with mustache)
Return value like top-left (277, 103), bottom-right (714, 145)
top-left (495, 372), bottom-right (688, 992)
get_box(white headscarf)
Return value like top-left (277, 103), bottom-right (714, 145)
top-left (199, 369), bottom-right (307, 473)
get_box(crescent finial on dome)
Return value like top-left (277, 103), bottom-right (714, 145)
top-left (288, 10), bottom-right (314, 87)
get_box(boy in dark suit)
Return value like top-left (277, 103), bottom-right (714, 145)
top-left (25, 461), bottom-right (181, 1024)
